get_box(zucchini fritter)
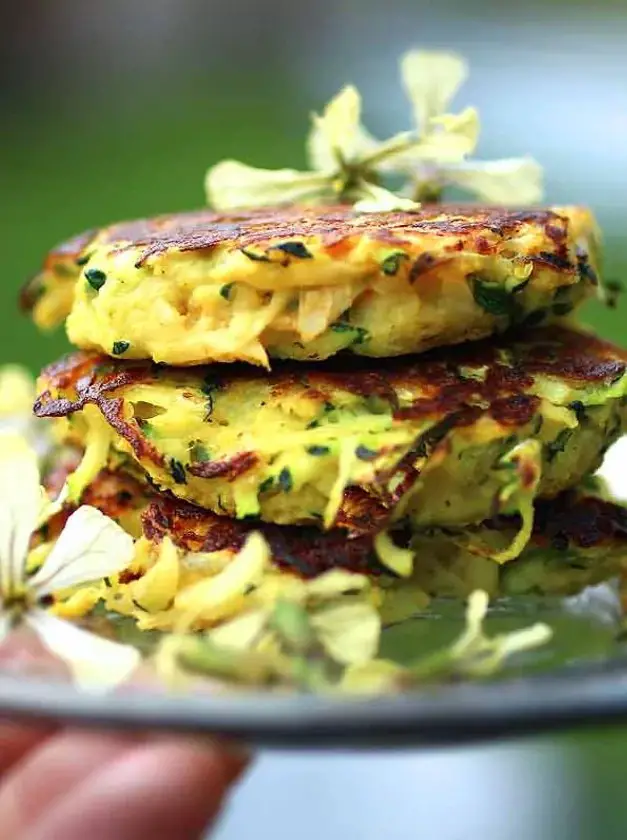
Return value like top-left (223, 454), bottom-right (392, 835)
top-left (42, 460), bottom-right (627, 596)
top-left (35, 326), bottom-right (627, 536)
top-left (22, 204), bottom-right (600, 366)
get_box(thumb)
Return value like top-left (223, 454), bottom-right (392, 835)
top-left (26, 737), bottom-right (250, 840)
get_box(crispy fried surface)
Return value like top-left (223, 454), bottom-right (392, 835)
top-left (40, 451), bottom-right (627, 583)
top-left (34, 326), bottom-right (627, 531)
top-left (26, 204), bottom-right (594, 270)
top-left (142, 494), bottom-right (389, 579)
top-left (498, 490), bottom-right (627, 550)
top-left (23, 203), bottom-right (601, 365)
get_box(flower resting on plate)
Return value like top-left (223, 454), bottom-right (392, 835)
top-left (157, 584), bottom-right (551, 694)
top-left (0, 433), bottom-right (140, 691)
top-left (205, 48), bottom-right (542, 213)
top-left (342, 591), bottom-right (552, 693)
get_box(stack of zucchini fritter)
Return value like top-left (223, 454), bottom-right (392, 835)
top-left (23, 203), bottom-right (627, 616)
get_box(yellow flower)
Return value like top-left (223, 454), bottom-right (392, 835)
top-left (448, 590), bottom-right (552, 677)
top-left (0, 365), bottom-right (51, 454)
top-left (394, 50), bottom-right (543, 205)
top-left (0, 433), bottom-right (140, 691)
top-left (205, 48), bottom-right (542, 212)
top-left (206, 84), bottom-right (421, 213)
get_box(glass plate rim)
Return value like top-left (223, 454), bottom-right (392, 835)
top-left (3, 655), bottom-right (627, 749)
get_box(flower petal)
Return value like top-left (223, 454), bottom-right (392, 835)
top-left (400, 49), bottom-right (468, 129)
top-left (341, 659), bottom-right (404, 694)
top-left (443, 156), bottom-right (544, 205)
top-left (385, 107), bottom-right (479, 174)
top-left (353, 183), bottom-right (421, 214)
top-left (0, 366), bottom-right (35, 416)
top-left (305, 569), bottom-right (370, 599)
top-left (310, 601), bottom-right (381, 665)
top-left (0, 433), bottom-right (42, 598)
top-left (358, 129), bottom-right (420, 171)
top-left (205, 160), bottom-right (329, 211)
top-left (207, 608), bottom-right (269, 651)
top-left (30, 506), bottom-right (134, 596)
top-left (307, 85), bottom-right (373, 168)
top-left (27, 609), bottom-right (140, 692)
top-left (423, 107), bottom-right (480, 159)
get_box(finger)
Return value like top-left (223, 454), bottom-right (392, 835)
top-left (0, 730), bottom-right (142, 837)
top-left (27, 738), bottom-right (250, 840)
top-left (0, 721), bottom-right (56, 778)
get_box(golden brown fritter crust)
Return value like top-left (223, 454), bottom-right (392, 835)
top-left (22, 205), bottom-right (593, 273)
top-left (34, 325), bottom-right (627, 451)
top-left (22, 203), bottom-right (601, 366)
top-left (142, 494), bottom-right (389, 579)
top-left (40, 455), bottom-right (627, 580)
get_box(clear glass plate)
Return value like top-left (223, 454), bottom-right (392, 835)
top-left (1, 444), bottom-right (627, 749)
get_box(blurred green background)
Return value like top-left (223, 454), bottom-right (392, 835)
top-left (3, 1), bottom-right (627, 838)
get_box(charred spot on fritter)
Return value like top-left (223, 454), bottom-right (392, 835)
top-left (188, 452), bottom-right (258, 481)
top-left (488, 491), bottom-right (627, 550)
top-left (142, 494), bottom-right (390, 579)
top-left (44, 204), bottom-right (581, 269)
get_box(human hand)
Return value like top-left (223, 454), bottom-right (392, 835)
top-left (0, 722), bottom-right (249, 839)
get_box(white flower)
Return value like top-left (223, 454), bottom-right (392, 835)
top-left (205, 49), bottom-right (543, 213)
top-left (394, 50), bottom-right (544, 205)
top-left (0, 433), bottom-right (140, 691)
top-left (0, 365), bottom-right (51, 456)
top-left (206, 84), bottom-right (422, 213)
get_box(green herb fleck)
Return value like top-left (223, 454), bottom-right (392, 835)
top-left (220, 283), bottom-right (234, 300)
top-left (547, 429), bottom-right (573, 462)
top-left (355, 445), bottom-right (378, 461)
top-left (552, 301), bottom-right (574, 316)
top-left (531, 414), bottom-right (544, 435)
top-left (330, 321), bottom-right (354, 333)
top-left (191, 442), bottom-right (210, 462)
top-left (381, 251), bottom-right (409, 276)
top-left (201, 376), bottom-right (221, 398)
top-left (604, 279), bottom-right (624, 309)
top-left (278, 467), bottom-right (293, 492)
top-left (272, 241), bottom-right (313, 259)
top-left (170, 459), bottom-right (187, 484)
top-left (259, 477), bottom-right (274, 493)
top-left (307, 445), bottom-right (330, 456)
top-left (85, 268), bottom-right (107, 291)
top-left (112, 340), bottom-right (130, 355)
top-left (468, 275), bottom-right (516, 317)
top-left (240, 247), bottom-right (271, 262)
top-left (568, 401), bottom-right (587, 423)
top-left (201, 376), bottom-right (221, 417)
top-left (519, 308), bottom-right (548, 329)
top-left (330, 322), bottom-right (369, 345)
